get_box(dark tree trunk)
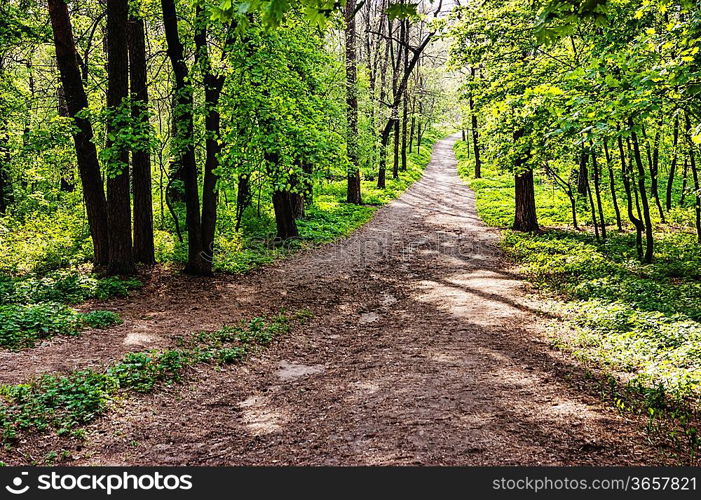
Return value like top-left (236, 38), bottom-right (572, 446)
top-left (195, 6), bottom-right (226, 275)
top-left (345, 0), bottom-right (362, 204)
top-left (235, 174), bottom-right (250, 231)
top-left (290, 191), bottom-right (305, 219)
top-left (666, 116), bottom-right (679, 211)
top-left (272, 190), bottom-right (299, 240)
top-left (513, 170), bottom-right (539, 232)
top-left (584, 154), bottom-right (600, 240)
top-left (512, 130), bottom-right (538, 232)
top-left (161, 0), bottom-right (208, 275)
top-left (590, 145), bottom-right (606, 240)
top-left (399, 17), bottom-right (409, 172)
top-left (400, 89), bottom-right (408, 171)
top-left (48, 0), bottom-right (110, 266)
top-left (0, 123), bottom-right (10, 213)
top-left (685, 115), bottom-right (701, 243)
top-left (106, 0), bottom-right (135, 275)
top-left (644, 125), bottom-right (666, 222)
top-left (469, 67), bottom-right (481, 178)
top-left (618, 132), bottom-right (644, 259)
top-left (127, 16), bottom-right (155, 265)
top-left (408, 97), bottom-right (415, 153)
top-left (628, 117), bottom-right (654, 263)
top-left (602, 140), bottom-right (622, 231)
top-left (577, 148), bottom-right (589, 195)
top-left (681, 157), bottom-right (689, 206)
top-left (392, 112), bottom-right (400, 179)
top-left (377, 119), bottom-right (394, 188)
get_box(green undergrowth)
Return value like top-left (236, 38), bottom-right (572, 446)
top-left (0, 311), bottom-right (310, 446)
top-left (455, 140), bottom-right (701, 453)
top-left (0, 305), bottom-right (121, 350)
top-left (0, 270), bottom-right (139, 350)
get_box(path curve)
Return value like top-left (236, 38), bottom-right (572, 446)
top-left (10, 135), bottom-right (672, 465)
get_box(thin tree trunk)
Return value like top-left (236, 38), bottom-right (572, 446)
top-left (127, 16), bottom-right (155, 265)
top-left (469, 67), bottom-right (481, 178)
top-left (618, 132), bottom-right (644, 259)
top-left (235, 174), bottom-right (250, 231)
top-left (585, 156), bottom-right (600, 240)
top-left (628, 117), bottom-right (654, 263)
top-left (684, 114), bottom-right (701, 243)
top-left (408, 96), bottom-right (415, 153)
top-left (195, 6), bottom-right (226, 275)
top-left (577, 148), bottom-right (589, 195)
top-left (644, 124), bottom-right (666, 222)
top-left (681, 156), bottom-right (689, 206)
top-left (345, 0), bottom-right (362, 203)
top-left (590, 144), bottom-right (606, 240)
top-left (48, 0), bottom-right (110, 266)
top-left (666, 116), bottom-right (679, 211)
top-left (0, 122), bottom-right (10, 213)
top-left (603, 140), bottom-right (622, 230)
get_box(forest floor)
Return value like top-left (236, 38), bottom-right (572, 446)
top-left (3, 134), bottom-right (683, 465)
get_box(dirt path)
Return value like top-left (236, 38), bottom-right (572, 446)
top-left (7, 134), bottom-right (675, 465)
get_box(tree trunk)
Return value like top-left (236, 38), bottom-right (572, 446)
top-left (512, 130), bottom-right (538, 232)
top-left (590, 145), bottom-right (606, 240)
top-left (584, 154), bottom-right (600, 240)
top-left (345, 0), bottom-right (362, 204)
top-left (105, 0), bottom-right (135, 275)
top-left (272, 190), bottom-right (299, 240)
top-left (48, 0), bottom-right (110, 266)
top-left (577, 148), bottom-right (589, 196)
top-left (644, 124), bottom-right (666, 222)
top-left (0, 123), bottom-right (10, 213)
top-left (408, 96), bottom-right (415, 153)
top-left (161, 0), bottom-right (207, 275)
top-left (127, 16), bottom-right (155, 265)
top-left (618, 132), bottom-right (644, 259)
top-left (400, 88), bottom-right (408, 171)
top-left (666, 116), bottom-right (679, 211)
top-left (513, 170), bottom-right (539, 232)
top-left (235, 174), bottom-right (250, 231)
top-left (628, 117), bottom-right (654, 263)
top-left (685, 115), bottom-right (701, 243)
top-left (680, 157), bottom-right (689, 206)
top-left (469, 67), bottom-right (481, 179)
top-left (377, 118), bottom-right (394, 188)
top-left (602, 140), bottom-right (622, 230)
top-left (195, 6), bottom-right (226, 275)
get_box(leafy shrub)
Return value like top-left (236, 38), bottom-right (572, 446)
top-left (0, 270), bottom-right (141, 306)
top-left (0, 303), bottom-right (121, 349)
top-left (81, 310), bottom-right (122, 329)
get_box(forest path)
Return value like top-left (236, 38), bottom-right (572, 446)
top-left (38, 135), bottom-right (670, 464)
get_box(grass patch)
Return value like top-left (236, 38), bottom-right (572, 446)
top-left (0, 312), bottom-right (307, 445)
top-left (0, 270), bottom-right (141, 306)
top-left (0, 304), bottom-right (121, 350)
top-left (455, 140), bottom-right (701, 451)
top-left (0, 270), bottom-right (137, 350)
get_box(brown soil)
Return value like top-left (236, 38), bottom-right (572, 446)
top-left (1, 134), bottom-right (684, 465)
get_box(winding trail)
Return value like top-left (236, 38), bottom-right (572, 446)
top-left (7, 134), bottom-right (671, 465)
